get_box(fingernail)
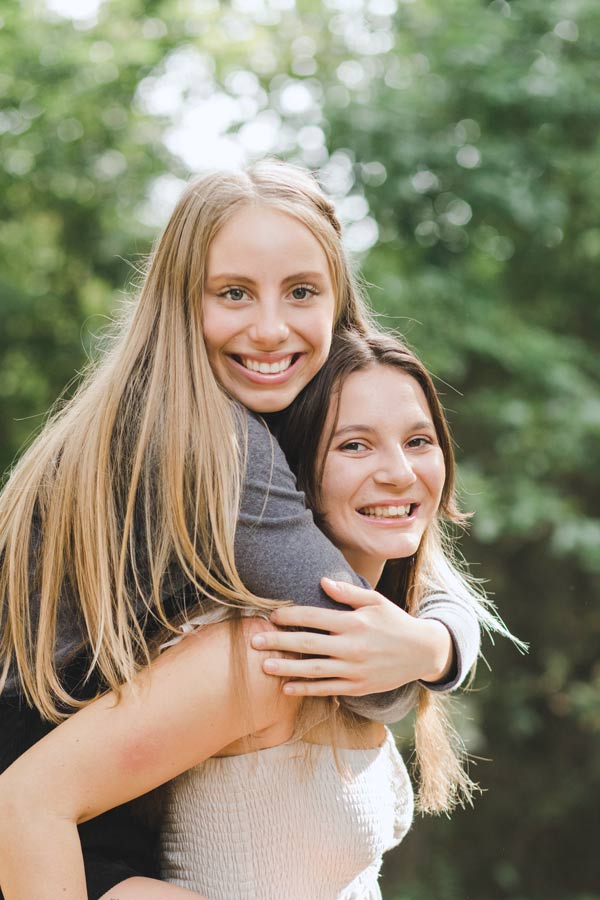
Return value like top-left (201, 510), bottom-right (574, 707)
top-left (283, 684), bottom-right (295, 694)
top-left (322, 577), bottom-right (338, 588)
top-left (264, 660), bottom-right (279, 673)
top-left (252, 635), bottom-right (266, 649)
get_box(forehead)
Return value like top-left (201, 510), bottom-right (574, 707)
top-left (336, 365), bottom-right (432, 424)
top-left (206, 203), bottom-right (331, 277)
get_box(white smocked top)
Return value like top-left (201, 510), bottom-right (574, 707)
top-left (159, 727), bottom-right (413, 900)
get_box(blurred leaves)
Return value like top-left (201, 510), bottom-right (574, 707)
top-left (1, 0), bottom-right (599, 897)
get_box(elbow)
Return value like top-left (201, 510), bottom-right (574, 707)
top-left (0, 770), bottom-right (32, 866)
top-left (0, 766), bottom-right (23, 818)
top-left (0, 766), bottom-right (77, 876)
top-left (0, 766), bottom-right (37, 831)
top-left (0, 763), bottom-right (63, 839)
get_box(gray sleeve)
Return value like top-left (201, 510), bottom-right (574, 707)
top-left (235, 414), bottom-right (481, 725)
top-left (234, 413), bottom-right (367, 607)
top-left (418, 593), bottom-right (480, 691)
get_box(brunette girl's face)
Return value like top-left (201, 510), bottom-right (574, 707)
top-left (203, 204), bottom-right (337, 413)
top-left (318, 365), bottom-right (446, 586)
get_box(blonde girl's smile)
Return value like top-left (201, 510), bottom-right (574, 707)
top-left (226, 350), bottom-right (307, 382)
top-left (202, 204), bottom-right (337, 413)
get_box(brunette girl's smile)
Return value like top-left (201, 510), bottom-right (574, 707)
top-left (356, 502), bottom-right (419, 519)
top-left (202, 204), bottom-right (336, 413)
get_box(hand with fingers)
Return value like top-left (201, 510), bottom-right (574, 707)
top-left (251, 577), bottom-right (454, 698)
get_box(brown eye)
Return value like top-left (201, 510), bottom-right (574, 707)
top-left (340, 441), bottom-right (368, 452)
top-left (406, 437), bottom-right (432, 449)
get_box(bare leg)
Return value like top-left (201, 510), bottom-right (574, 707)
top-left (99, 876), bottom-right (208, 900)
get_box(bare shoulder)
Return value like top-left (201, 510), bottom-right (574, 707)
top-left (156, 616), bottom-right (300, 735)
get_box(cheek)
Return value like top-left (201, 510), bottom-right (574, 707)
top-left (319, 467), bottom-right (343, 519)
top-left (302, 302), bottom-right (335, 353)
top-left (320, 462), bottom-right (355, 528)
top-left (311, 337), bottom-right (332, 374)
top-left (201, 302), bottom-right (232, 357)
top-left (304, 319), bottom-right (334, 383)
top-left (428, 455), bottom-right (446, 508)
top-left (200, 308), bottom-right (218, 357)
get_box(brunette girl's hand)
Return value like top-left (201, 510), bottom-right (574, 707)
top-left (250, 577), bottom-right (454, 697)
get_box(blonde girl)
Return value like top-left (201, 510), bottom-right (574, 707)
top-left (0, 162), bottom-right (484, 899)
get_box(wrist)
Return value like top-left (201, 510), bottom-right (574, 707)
top-left (418, 619), bottom-right (454, 683)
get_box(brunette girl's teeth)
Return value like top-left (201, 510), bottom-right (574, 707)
top-left (360, 505), bottom-right (411, 517)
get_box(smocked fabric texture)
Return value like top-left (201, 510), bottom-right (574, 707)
top-left (160, 728), bottom-right (413, 900)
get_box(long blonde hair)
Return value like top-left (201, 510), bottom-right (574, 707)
top-left (0, 160), bottom-right (373, 722)
top-left (277, 330), bottom-right (526, 814)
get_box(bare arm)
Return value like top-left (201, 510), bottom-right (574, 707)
top-left (0, 621), bottom-right (294, 900)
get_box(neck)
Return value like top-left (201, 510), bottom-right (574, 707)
top-left (343, 552), bottom-right (385, 588)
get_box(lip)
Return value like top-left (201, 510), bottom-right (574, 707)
top-left (232, 351), bottom-right (300, 363)
top-left (226, 351), bottom-right (306, 385)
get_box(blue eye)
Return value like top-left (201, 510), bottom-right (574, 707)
top-left (218, 287), bottom-right (247, 302)
top-left (291, 285), bottom-right (317, 300)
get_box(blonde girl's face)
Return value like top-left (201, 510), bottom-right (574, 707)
top-left (319, 366), bottom-right (446, 586)
top-left (202, 204), bottom-right (337, 413)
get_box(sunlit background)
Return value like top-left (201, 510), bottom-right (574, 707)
top-left (1, 0), bottom-right (599, 897)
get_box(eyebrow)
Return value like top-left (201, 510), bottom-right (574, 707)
top-left (332, 419), bottom-right (434, 438)
top-left (206, 270), bottom-right (327, 285)
top-left (281, 270), bottom-right (327, 285)
top-left (333, 425), bottom-right (376, 438)
top-left (406, 419), bottom-right (434, 432)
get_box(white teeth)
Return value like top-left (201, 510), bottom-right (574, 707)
top-left (241, 356), bottom-right (293, 374)
top-left (359, 505), bottom-right (411, 518)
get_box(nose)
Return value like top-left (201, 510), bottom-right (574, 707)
top-left (374, 446), bottom-right (417, 489)
top-left (248, 300), bottom-right (290, 347)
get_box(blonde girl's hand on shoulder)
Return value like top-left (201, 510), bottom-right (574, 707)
top-left (251, 578), bottom-right (454, 698)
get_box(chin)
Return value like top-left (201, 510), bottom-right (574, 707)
top-left (386, 540), bottom-right (422, 560)
top-left (248, 393), bottom-right (294, 414)
top-left (225, 385), bottom-right (289, 413)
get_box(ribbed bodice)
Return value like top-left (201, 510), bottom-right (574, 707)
top-left (160, 728), bottom-right (413, 900)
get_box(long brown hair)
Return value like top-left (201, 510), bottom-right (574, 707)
top-left (278, 330), bottom-right (520, 814)
top-left (0, 160), bottom-right (373, 722)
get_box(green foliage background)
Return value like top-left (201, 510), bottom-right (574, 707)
top-left (1, 0), bottom-right (598, 896)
